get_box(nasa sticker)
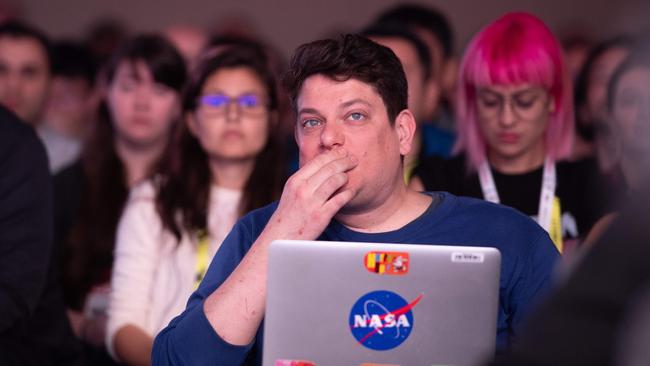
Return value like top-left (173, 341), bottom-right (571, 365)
top-left (349, 290), bottom-right (423, 351)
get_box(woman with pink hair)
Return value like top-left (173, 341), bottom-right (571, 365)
top-left (411, 12), bottom-right (610, 253)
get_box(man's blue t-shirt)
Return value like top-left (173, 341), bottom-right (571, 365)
top-left (153, 192), bottom-right (559, 365)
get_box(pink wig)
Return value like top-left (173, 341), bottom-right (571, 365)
top-left (455, 12), bottom-right (574, 171)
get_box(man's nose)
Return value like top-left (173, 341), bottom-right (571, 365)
top-left (320, 121), bottom-right (344, 148)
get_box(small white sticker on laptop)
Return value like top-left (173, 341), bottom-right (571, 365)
top-left (451, 252), bottom-right (484, 263)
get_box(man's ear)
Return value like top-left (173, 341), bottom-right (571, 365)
top-left (395, 109), bottom-right (417, 156)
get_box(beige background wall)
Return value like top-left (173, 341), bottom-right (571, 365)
top-left (15, 0), bottom-right (650, 57)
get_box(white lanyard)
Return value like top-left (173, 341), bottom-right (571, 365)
top-left (478, 157), bottom-right (557, 232)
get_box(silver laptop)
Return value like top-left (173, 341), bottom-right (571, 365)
top-left (263, 240), bottom-right (501, 366)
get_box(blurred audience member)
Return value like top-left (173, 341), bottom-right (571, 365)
top-left (107, 41), bottom-right (285, 366)
top-left (607, 45), bottom-right (650, 192)
top-left (0, 105), bottom-right (82, 365)
top-left (375, 3), bottom-right (457, 131)
top-left (0, 20), bottom-right (82, 174)
top-left (207, 34), bottom-right (297, 173)
top-left (488, 186), bottom-right (650, 366)
top-left (163, 23), bottom-right (208, 68)
top-left (54, 35), bottom-right (185, 364)
top-left (0, 21), bottom-right (50, 126)
top-left (573, 35), bottom-right (635, 169)
top-left (42, 40), bottom-right (97, 173)
top-left (584, 40), bottom-right (650, 246)
top-left (411, 12), bottom-right (610, 253)
top-left (363, 22), bottom-right (455, 181)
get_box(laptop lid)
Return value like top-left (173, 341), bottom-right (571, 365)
top-left (263, 240), bottom-right (501, 366)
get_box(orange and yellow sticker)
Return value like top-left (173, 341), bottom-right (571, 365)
top-left (364, 252), bottom-right (409, 275)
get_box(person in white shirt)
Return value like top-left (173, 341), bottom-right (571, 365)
top-left (55, 34), bottom-right (187, 362)
top-left (107, 40), bottom-right (286, 366)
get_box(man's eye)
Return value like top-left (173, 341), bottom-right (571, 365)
top-left (349, 112), bottom-right (365, 121)
top-left (302, 119), bottom-right (321, 128)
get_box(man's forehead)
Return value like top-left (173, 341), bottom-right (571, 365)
top-left (0, 35), bottom-right (43, 48)
top-left (297, 74), bottom-right (382, 109)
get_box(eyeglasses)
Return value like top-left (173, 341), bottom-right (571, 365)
top-left (476, 87), bottom-right (551, 121)
top-left (198, 93), bottom-right (267, 118)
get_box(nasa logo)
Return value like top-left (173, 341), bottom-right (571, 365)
top-left (349, 290), bottom-right (423, 351)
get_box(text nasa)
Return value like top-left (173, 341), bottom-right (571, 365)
top-left (352, 313), bottom-right (411, 329)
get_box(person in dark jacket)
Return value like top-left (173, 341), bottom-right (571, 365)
top-left (0, 105), bottom-right (82, 365)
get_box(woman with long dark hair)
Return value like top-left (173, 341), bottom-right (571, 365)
top-left (106, 42), bottom-right (285, 365)
top-left (54, 34), bottom-right (186, 361)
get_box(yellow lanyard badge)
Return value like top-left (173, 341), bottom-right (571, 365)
top-left (549, 196), bottom-right (563, 253)
top-left (194, 230), bottom-right (210, 289)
